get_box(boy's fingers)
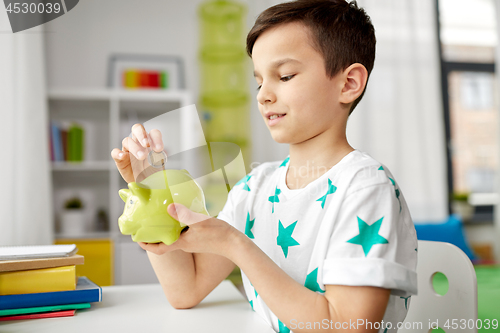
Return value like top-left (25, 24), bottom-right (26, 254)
top-left (149, 129), bottom-right (164, 152)
top-left (131, 123), bottom-right (149, 148)
top-left (138, 241), bottom-right (178, 255)
top-left (167, 203), bottom-right (210, 225)
top-left (122, 137), bottom-right (146, 160)
top-left (111, 148), bottom-right (126, 161)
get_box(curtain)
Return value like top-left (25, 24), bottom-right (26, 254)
top-left (350, 0), bottom-right (448, 222)
top-left (0, 11), bottom-right (53, 245)
top-left (250, 0), bottom-right (448, 222)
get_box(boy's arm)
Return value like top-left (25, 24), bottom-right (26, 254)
top-left (231, 235), bottom-right (390, 332)
top-left (159, 203), bottom-right (391, 333)
top-left (141, 244), bottom-right (235, 309)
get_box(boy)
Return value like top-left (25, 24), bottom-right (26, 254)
top-left (111, 0), bottom-right (418, 332)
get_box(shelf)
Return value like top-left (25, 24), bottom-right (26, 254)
top-left (49, 88), bottom-right (192, 103)
top-left (115, 90), bottom-right (191, 102)
top-left (55, 231), bottom-right (113, 239)
top-left (48, 86), bottom-right (194, 286)
top-left (52, 161), bottom-right (113, 171)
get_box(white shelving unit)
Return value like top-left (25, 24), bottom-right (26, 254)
top-left (48, 88), bottom-right (199, 285)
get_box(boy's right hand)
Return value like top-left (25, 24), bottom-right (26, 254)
top-left (110, 123), bottom-right (165, 184)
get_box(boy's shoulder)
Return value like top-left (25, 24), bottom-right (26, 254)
top-left (337, 150), bottom-right (398, 195)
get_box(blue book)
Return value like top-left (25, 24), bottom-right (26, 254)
top-left (0, 277), bottom-right (101, 310)
top-left (51, 122), bottom-right (63, 162)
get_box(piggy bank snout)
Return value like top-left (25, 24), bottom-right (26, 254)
top-left (118, 215), bottom-right (141, 235)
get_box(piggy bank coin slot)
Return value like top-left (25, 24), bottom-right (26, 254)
top-left (148, 150), bottom-right (167, 168)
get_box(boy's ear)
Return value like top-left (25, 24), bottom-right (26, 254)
top-left (339, 63), bottom-right (368, 105)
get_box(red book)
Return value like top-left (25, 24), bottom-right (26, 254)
top-left (138, 71), bottom-right (148, 87)
top-left (0, 309), bottom-right (76, 321)
top-left (138, 71), bottom-right (160, 88)
top-left (61, 129), bottom-right (68, 161)
top-left (148, 72), bottom-right (160, 88)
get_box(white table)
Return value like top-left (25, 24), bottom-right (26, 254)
top-left (0, 281), bottom-right (275, 332)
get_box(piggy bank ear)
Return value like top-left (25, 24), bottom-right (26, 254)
top-left (119, 189), bottom-right (130, 202)
top-left (128, 182), bottom-right (151, 202)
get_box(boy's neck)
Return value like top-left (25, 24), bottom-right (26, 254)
top-left (285, 133), bottom-right (354, 190)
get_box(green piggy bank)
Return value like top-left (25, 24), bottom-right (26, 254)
top-left (118, 169), bottom-right (209, 245)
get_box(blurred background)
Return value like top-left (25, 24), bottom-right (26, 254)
top-left (0, 0), bottom-right (499, 291)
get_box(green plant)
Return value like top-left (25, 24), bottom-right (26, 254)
top-left (65, 197), bottom-right (83, 209)
top-left (452, 192), bottom-right (470, 202)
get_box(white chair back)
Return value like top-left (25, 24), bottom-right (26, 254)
top-left (399, 240), bottom-right (478, 333)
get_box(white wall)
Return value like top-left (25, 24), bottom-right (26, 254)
top-left (44, 0), bottom-right (289, 166)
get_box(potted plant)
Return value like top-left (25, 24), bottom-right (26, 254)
top-left (60, 197), bottom-right (86, 236)
top-left (451, 191), bottom-right (474, 221)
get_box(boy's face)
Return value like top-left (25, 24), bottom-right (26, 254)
top-left (252, 22), bottom-right (347, 144)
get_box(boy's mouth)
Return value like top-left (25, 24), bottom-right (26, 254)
top-left (268, 113), bottom-right (286, 120)
top-left (267, 113), bottom-right (286, 126)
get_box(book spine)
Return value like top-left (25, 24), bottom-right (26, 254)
top-left (0, 302), bottom-right (90, 317)
top-left (160, 72), bottom-right (168, 88)
top-left (68, 124), bottom-right (84, 162)
top-left (0, 278), bottom-right (101, 310)
top-left (124, 70), bottom-right (139, 88)
top-left (0, 309), bottom-right (76, 321)
top-left (0, 266), bottom-right (76, 296)
top-left (51, 122), bottom-right (63, 162)
top-left (61, 129), bottom-right (68, 161)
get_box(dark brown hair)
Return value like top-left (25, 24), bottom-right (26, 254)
top-left (246, 0), bottom-right (376, 115)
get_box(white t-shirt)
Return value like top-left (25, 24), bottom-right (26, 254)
top-left (217, 149), bottom-right (418, 333)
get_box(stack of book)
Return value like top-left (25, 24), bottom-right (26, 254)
top-left (0, 244), bottom-right (102, 321)
top-left (50, 122), bottom-right (85, 162)
top-left (122, 69), bottom-right (169, 89)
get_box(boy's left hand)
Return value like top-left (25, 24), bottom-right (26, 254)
top-left (138, 203), bottom-right (238, 257)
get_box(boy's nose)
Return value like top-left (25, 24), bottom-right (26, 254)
top-left (257, 84), bottom-right (276, 105)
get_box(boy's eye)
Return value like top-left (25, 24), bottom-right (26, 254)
top-left (280, 75), bottom-right (295, 82)
top-left (256, 75), bottom-right (295, 91)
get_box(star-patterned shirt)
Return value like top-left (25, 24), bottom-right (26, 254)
top-left (217, 149), bottom-right (418, 333)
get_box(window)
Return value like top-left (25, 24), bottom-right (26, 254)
top-left (437, 0), bottom-right (498, 223)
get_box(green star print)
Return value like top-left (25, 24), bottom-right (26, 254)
top-left (278, 320), bottom-right (290, 333)
top-left (388, 177), bottom-right (402, 212)
top-left (347, 216), bottom-right (388, 256)
top-left (400, 296), bottom-right (411, 309)
top-left (277, 220), bottom-right (300, 258)
top-left (379, 166), bottom-right (402, 213)
top-left (250, 282), bottom-right (259, 298)
top-left (249, 300), bottom-right (254, 311)
top-left (279, 156), bottom-right (290, 167)
top-left (316, 178), bottom-right (337, 209)
top-left (245, 212), bottom-right (255, 239)
top-left (235, 175), bottom-right (252, 191)
top-left (268, 186), bottom-right (282, 213)
top-left (304, 267), bottom-right (325, 293)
